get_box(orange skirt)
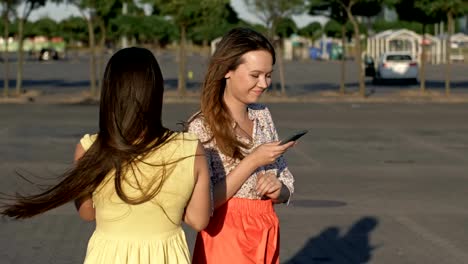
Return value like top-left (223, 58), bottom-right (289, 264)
top-left (192, 198), bottom-right (280, 264)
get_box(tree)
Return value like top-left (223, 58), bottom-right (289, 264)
top-left (416, 0), bottom-right (468, 96)
top-left (67, 0), bottom-right (127, 97)
top-left (276, 17), bottom-right (298, 38)
top-left (60, 16), bottom-right (88, 44)
top-left (110, 14), bottom-right (176, 47)
top-left (145, 0), bottom-right (229, 96)
top-left (298, 21), bottom-right (322, 42)
top-left (189, 2), bottom-right (240, 50)
top-left (31, 17), bottom-right (59, 37)
top-left (12, 0), bottom-right (47, 96)
top-left (309, 0), bottom-right (349, 95)
top-left (309, 0), bottom-right (383, 97)
top-left (65, 0), bottom-right (101, 97)
top-left (244, 0), bottom-right (306, 96)
top-left (82, 0), bottom-right (122, 91)
top-left (1, 0), bottom-right (15, 97)
top-left (392, 0), bottom-right (443, 94)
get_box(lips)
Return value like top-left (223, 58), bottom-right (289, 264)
top-left (252, 90), bottom-right (264, 95)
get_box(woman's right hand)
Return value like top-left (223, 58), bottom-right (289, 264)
top-left (247, 141), bottom-right (295, 167)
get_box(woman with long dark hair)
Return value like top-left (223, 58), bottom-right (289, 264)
top-left (187, 28), bottom-right (296, 263)
top-left (1, 47), bottom-right (211, 264)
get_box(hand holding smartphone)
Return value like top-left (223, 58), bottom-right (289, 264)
top-left (279, 130), bottom-right (308, 145)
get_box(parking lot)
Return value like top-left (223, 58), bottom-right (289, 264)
top-left (0, 102), bottom-right (467, 263)
top-left (1, 51), bottom-right (467, 97)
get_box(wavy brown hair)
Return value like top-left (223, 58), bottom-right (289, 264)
top-left (1, 47), bottom-right (179, 219)
top-left (196, 27), bottom-right (275, 160)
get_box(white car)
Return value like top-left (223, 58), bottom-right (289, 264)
top-left (373, 52), bottom-right (418, 83)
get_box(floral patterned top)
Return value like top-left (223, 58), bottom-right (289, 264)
top-left (187, 103), bottom-right (294, 201)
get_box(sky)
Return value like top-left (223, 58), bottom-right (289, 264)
top-left (28, 0), bottom-right (328, 28)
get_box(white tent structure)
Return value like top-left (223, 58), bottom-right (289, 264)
top-left (367, 29), bottom-right (444, 64)
top-left (450, 33), bottom-right (468, 62)
top-left (451, 33), bottom-right (468, 45)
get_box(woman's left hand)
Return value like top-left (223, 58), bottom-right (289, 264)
top-left (256, 171), bottom-right (282, 200)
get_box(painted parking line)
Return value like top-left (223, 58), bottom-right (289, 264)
top-left (395, 216), bottom-right (468, 263)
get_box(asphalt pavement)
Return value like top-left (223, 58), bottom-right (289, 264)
top-left (1, 102), bottom-right (467, 264)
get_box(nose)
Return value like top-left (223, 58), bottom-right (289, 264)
top-left (257, 76), bottom-right (269, 89)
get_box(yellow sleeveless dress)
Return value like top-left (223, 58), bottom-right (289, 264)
top-left (79, 132), bottom-right (199, 264)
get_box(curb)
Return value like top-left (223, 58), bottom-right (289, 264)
top-left (1, 91), bottom-right (468, 104)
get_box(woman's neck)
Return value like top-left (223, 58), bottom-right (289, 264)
top-left (223, 94), bottom-right (249, 123)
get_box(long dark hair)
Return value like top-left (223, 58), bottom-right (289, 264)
top-left (198, 27), bottom-right (275, 160)
top-left (1, 47), bottom-right (176, 219)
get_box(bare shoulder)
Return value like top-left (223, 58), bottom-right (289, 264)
top-left (74, 142), bottom-right (86, 162)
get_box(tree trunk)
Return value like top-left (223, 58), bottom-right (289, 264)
top-left (340, 24), bottom-right (346, 95)
top-left (87, 17), bottom-right (97, 97)
top-left (445, 11), bottom-right (453, 96)
top-left (15, 18), bottom-right (25, 96)
top-left (178, 24), bottom-right (187, 96)
top-left (277, 40), bottom-right (286, 96)
top-left (3, 6), bottom-right (10, 97)
top-left (202, 39), bottom-right (210, 58)
top-left (97, 19), bottom-right (106, 93)
top-left (420, 24), bottom-right (426, 93)
top-left (348, 12), bottom-right (365, 97)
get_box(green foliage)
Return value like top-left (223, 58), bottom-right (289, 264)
top-left (416, 0), bottom-right (468, 19)
top-left (323, 18), bottom-right (366, 38)
top-left (29, 17), bottom-right (59, 37)
top-left (309, 0), bottom-right (384, 24)
top-left (298, 21), bottom-right (322, 40)
top-left (21, 0), bottom-right (47, 18)
top-left (238, 21), bottom-right (269, 35)
top-left (144, 0), bottom-right (235, 44)
top-left (109, 14), bottom-right (177, 45)
top-left (60, 16), bottom-right (89, 44)
top-left (189, 2), bottom-right (239, 44)
top-left (145, 0), bottom-right (217, 26)
top-left (276, 17), bottom-right (298, 38)
top-left (324, 19), bottom-right (342, 37)
top-left (372, 18), bottom-right (423, 33)
top-left (352, 0), bottom-right (384, 17)
top-left (393, 0), bottom-right (444, 26)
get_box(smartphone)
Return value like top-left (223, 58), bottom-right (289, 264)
top-left (279, 130), bottom-right (308, 145)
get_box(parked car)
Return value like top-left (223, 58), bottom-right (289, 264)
top-left (373, 52), bottom-right (418, 84)
top-left (38, 48), bottom-right (59, 61)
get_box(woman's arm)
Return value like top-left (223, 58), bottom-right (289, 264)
top-left (73, 143), bottom-right (95, 221)
top-left (188, 115), bottom-right (294, 209)
top-left (212, 141), bottom-right (294, 209)
top-left (255, 170), bottom-right (291, 204)
top-left (184, 142), bottom-right (211, 231)
top-left (258, 107), bottom-right (295, 204)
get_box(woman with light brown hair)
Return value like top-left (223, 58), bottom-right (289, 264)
top-left (187, 27), bottom-right (296, 264)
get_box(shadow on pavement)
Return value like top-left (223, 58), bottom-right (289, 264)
top-left (284, 217), bottom-right (379, 264)
top-left (3, 79), bottom-right (90, 89)
top-left (1, 79), bottom-right (204, 93)
top-left (163, 79), bottom-right (202, 91)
